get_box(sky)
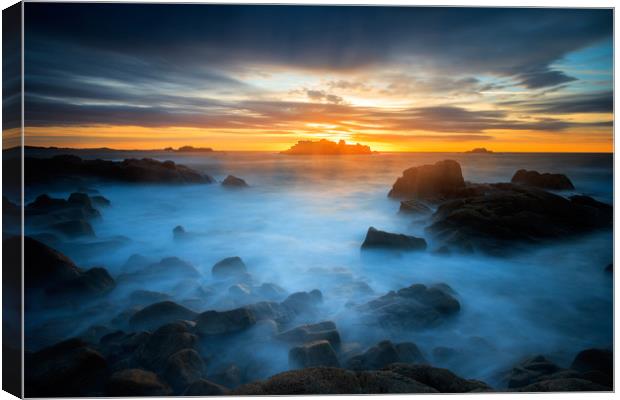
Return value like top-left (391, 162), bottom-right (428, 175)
top-left (16, 4), bottom-right (614, 152)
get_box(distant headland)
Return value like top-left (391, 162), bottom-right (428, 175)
top-left (164, 145), bottom-right (213, 153)
top-left (281, 139), bottom-right (373, 155)
top-left (465, 147), bottom-right (494, 154)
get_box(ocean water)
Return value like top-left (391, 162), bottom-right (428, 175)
top-left (24, 151), bottom-right (613, 386)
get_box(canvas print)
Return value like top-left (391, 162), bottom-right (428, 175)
top-left (2, 3), bottom-right (614, 397)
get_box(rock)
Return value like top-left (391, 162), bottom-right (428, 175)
top-left (183, 379), bottom-right (229, 395)
top-left (383, 363), bottom-right (492, 392)
top-left (121, 254), bottom-right (151, 273)
top-left (129, 301), bottom-right (198, 332)
top-left (27, 193), bottom-right (100, 222)
top-left (46, 267), bottom-right (115, 299)
top-left (212, 256), bottom-right (248, 279)
top-left (570, 348), bottom-right (612, 382)
top-left (48, 219), bottom-right (95, 238)
top-left (281, 289), bottom-right (323, 315)
top-left (79, 325), bottom-right (114, 344)
top-left (388, 160), bottom-right (465, 200)
top-left (357, 283), bottom-right (460, 330)
top-left (256, 282), bottom-right (287, 299)
top-left (361, 227), bottom-right (427, 251)
top-left (222, 175), bottom-right (249, 187)
top-left (399, 200), bottom-right (432, 215)
top-left (25, 155), bottom-right (213, 184)
top-left (243, 301), bottom-right (295, 325)
top-left (128, 290), bottom-right (170, 305)
top-left (511, 169), bottom-right (575, 190)
top-left (277, 321), bottom-right (341, 349)
top-left (506, 355), bottom-right (562, 388)
top-left (345, 340), bottom-right (425, 371)
top-left (106, 369), bottom-right (172, 396)
top-left (133, 322), bottom-right (199, 371)
top-left (195, 307), bottom-right (256, 336)
top-left (163, 349), bottom-right (207, 393)
top-left (432, 347), bottom-right (463, 363)
top-left (209, 363), bottom-right (242, 388)
top-left (146, 256), bottom-right (200, 278)
top-left (91, 195), bottom-right (111, 207)
top-left (22, 236), bottom-right (81, 289)
top-left (516, 378), bottom-right (609, 392)
top-left (25, 338), bottom-right (108, 397)
top-left (229, 283), bottom-right (252, 296)
top-left (233, 367), bottom-right (362, 395)
top-left (356, 370), bottom-right (438, 393)
top-left (427, 183), bottom-right (612, 254)
top-left (99, 331), bottom-right (151, 369)
top-left (289, 340), bottom-right (340, 369)
top-left (172, 225), bottom-right (186, 239)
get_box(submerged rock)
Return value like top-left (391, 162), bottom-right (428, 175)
top-left (277, 321), bottom-right (341, 348)
top-left (172, 225), bottom-right (186, 239)
top-left (361, 227), bottom-right (427, 251)
top-left (346, 340), bottom-right (426, 371)
top-left (25, 155), bottom-right (214, 184)
top-left (281, 289), bottom-right (323, 316)
top-left (163, 349), bottom-right (207, 393)
top-left (48, 219), bottom-right (95, 238)
top-left (212, 256), bottom-right (248, 279)
top-left (222, 175), bottom-right (249, 187)
top-left (505, 355), bottom-right (562, 388)
top-left (106, 369), bottom-right (172, 396)
top-left (388, 160), bottom-right (465, 200)
top-left (427, 183), bottom-right (612, 253)
top-left (357, 283), bottom-right (460, 330)
top-left (399, 200), bottom-right (432, 215)
top-left (382, 363), bottom-right (492, 392)
top-left (289, 340), bottom-right (340, 369)
top-left (25, 338), bottom-right (108, 397)
top-left (195, 307), bottom-right (256, 336)
top-left (511, 169), bottom-right (575, 190)
top-left (91, 195), bottom-right (111, 207)
top-left (133, 322), bottom-right (199, 370)
top-left (129, 301), bottom-right (198, 332)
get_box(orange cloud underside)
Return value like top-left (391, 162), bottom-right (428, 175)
top-left (22, 124), bottom-right (613, 153)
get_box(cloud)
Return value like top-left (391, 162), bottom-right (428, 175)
top-left (351, 133), bottom-right (494, 143)
top-left (501, 91), bottom-right (613, 114)
top-left (304, 89), bottom-right (345, 104)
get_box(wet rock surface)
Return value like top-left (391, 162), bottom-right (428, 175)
top-left (388, 160), bottom-right (466, 200)
top-left (222, 175), bottom-right (249, 187)
top-left (361, 227), bottom-right (427, 251)
top-left (511, 169), bottom-right (575, 190)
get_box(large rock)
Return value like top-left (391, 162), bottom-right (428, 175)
top-left (222, 175), bottom-right (249, 187)
top-left (511, 169), bottom-right (575, 190)
top-left (357, 283), bottom-right (460, 330)
top-left (212, 256), bottom-right (248, 279)
top-left (505, 355), bottom-right (562, 388)
top-left (356, 370), bottom-right (438, 393)
top-left (277, 321), bottom-right (341, 349)
top-left (163, 349), bottom-right (207, 393)
top-left (346, 340), bottom-right (426, 371)
top-left (383, 363), bottom-right (492, 392)
top-left (133, 322), bottom-right (199, 370)
top-left (516, 378), bottom-right (608, 392)
top-left (289, 340), bottom-right (340, 369)
top-left (25, 155), bottom-right (213, 184)
top-left (361, 227), bottom-right (427, 251)
top-left (195, 307), bottom-right (256, 336)
top-left (106, 369), bottom-right (172, 396)
top-left (399, 200), bottom-right (432, 215)
top-left (570, 348), bottom-right (612, 387)
top-left (281, 289), bottom-right (323, 316)
top-left (427, 183), bottom-right (612, 253)
top-left (233, 367), bottom-right (362, 395)
top-left (183, 379), bottom-right (229, 395)
top-left (46, 267), bottom-right (115, 299)
top-left (25, 338), bottom-right (108, 397)
top-left (129, 301), bottom-right (198, 332)
top-left (388, 160), bottom-right (465, 200)
top-left (48, 219), bottom-right (96, 238)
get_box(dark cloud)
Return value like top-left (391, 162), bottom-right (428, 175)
top-left (305, 89), bottom-right (345, 104)
top-left (501, 91), bottom-right (613, 114)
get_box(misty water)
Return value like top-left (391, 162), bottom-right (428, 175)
top-left (24, 151), bottom-right (613, 387)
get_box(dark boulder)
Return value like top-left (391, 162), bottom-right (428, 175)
top-left (183, 379), bottom-right (229, 395)
top-left (356, 370), bottom-right (438, 393)
top-left (361, 227), bottom-right (427, 251)
top-left (257, 282), bottom-right (288, 300)
top-left (163, 349), bottom-right (207, 393)
top-left (511, 169), bottom-right (575, 190)
top-left (25, 338), bottom-right (108, 397)
top-left (388, 160), bottom-right (465, 200)
top-left (133, 322), bottom-right (199, 371)
top-left (106, 369), bottom-right (172, 396)
top-left (427, 183), bottom-right (612, 254)
top-left (212, 256), bottom-right (248, 279)
top-left (346, 340), bottom-right (426, 371)
top-left (289, 340), bottom-right (341, 369)
top-left (570, 348), bottom-right (612, 386)
top-left (128, 290), bottom-right (170, 305)
top-left (505, 355), bottom-right (562, 388)
top-left (48, 219), bottom-right (95, 238)
top-left (233, 367), bottom-right (362, 395)
top-left (516, 378), bottom-right (608, 392)
top-left (91, 195), bottom-right (111, 207)
top-left (222, 175), bottom-right (249, 187)
top-left (383, 363), bottom-right (492, 392)
top-left (399, 200), bottom-right (432, 215)
top-left (22, 236), bottom-right (81, 289)
top-left (195, 307), bottom-right (256, 336)
top-left (357, 283), bottom-right (460, 330)
top-left (129, 301), bottom-right (198, 332)
top-left (46, 267), bottom-right (115, 299)
top-left (172, 225), bottom-right (186, 239)
top-left (281, 289), bottom-right (323, 316)
top-left (277, 321), bottom-right (341, 349)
